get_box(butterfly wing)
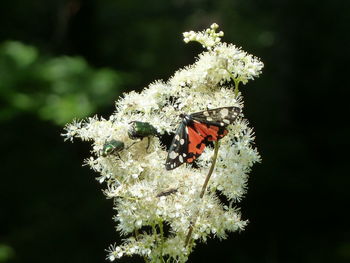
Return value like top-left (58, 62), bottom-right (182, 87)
top-left (190, 106), bottom-right (241, 141)
top-left (190, 106), bottom-right (241, 128)
top-left (165, 122), bottom-right (189, 170)
top-left (165, 121), bottom-right (208, 170)
top-left (165, 106), bottom-right (241, 170)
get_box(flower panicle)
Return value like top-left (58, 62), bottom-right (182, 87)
top-left (63, 23), bottom-right (263, 263)
top-left (171, 26), bottom-right (263, 92)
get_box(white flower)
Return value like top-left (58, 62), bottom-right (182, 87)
top-left (64, 23), bottom-right (263, 263)
top-left (183, 23), bottom-right (224, 49)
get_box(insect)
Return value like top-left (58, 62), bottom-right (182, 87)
top-left (156, 188), bottom-right (178, 197)
top-left (128, 121), bottom-right (158, 151)
top-left (165, 106), bottom-right (241, 170)
top-left (128, 121), bottom-right (158, 139)
top-left (101, 140), bottom-right (125, 158)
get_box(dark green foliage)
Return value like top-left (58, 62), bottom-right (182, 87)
top-left (0, 41), bottom-right (123, 125)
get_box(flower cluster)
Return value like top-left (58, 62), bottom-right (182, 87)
top-left (183, 23), bottom-right (224, 48)
top-left (63, 24), bottom-right (263, 263)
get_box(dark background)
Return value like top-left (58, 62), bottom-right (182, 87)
top-left (1, 0), bottom-right (349, 262)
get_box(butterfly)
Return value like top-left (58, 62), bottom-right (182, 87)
top-left (165, 106), bottom-right (241, 170)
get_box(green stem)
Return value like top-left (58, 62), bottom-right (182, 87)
top-left (135, 229), bottom-right (150, 263)
top-left (234, 79), bottom-right (240, 97)
top-left (225, 68), bottom-right (240, 97)
top-left (184, 141), bottom-right (220, 247)
top-left (151, 224), bottom-right (160, 262)
top-left (199, 141), bottom-right (220, 198)
top-left (159, 221), bottom-right (165, 259)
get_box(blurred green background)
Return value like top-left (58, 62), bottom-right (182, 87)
top-left (1, 0), bottom-right (349, 262)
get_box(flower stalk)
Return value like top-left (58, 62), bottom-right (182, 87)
top-left (184, 141), bottom-right (220, 247)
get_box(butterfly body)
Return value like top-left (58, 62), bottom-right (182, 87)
top-left (165, 106), bottom-right (241, 170)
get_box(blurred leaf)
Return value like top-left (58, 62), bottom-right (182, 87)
top-left (0, 244), bottom-right (14, 262)
top-left (1, 41), bottom-right (38, 67)
top-left (0, 41), bottom-right (125, 125)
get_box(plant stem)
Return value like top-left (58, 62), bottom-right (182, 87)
top-left (184, 141), bottom-right (220, 247)
top-left (234, 79), bottom-right (240, 97)
top-left (135, 229), bottom-right (148, 263)
top-left (159, 221), bottom-right (165, 259)
top-left (151, 224), bottom-right (161, 262)
top-left (225, 68), bottom-right (240, 97)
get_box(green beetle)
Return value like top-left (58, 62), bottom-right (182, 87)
top-left (128, 121), bottom-right (158, 151)
top-left (101, 139), bottom-right (125, 158)
top-left (128, 121), bottom-right (158, 139)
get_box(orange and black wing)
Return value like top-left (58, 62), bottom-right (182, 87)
top-left (165, 122), bottom-right (208, 170)
top-left (190, 106), bottom-right (241, 129)
top-left (165, 122), bottom-right (189, 170)
top-left (165, 106), bottom-right (241, 170)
